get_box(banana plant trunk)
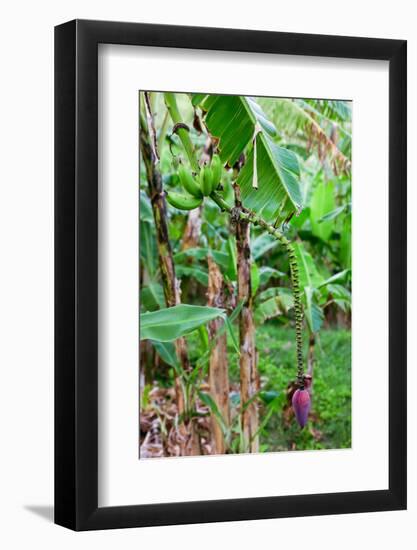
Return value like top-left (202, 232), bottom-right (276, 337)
top-left (181, 206), bottom-right (203, 251)
top-left (180, 206), bottom-right (203, 303)
top-left (139, 109), bottom-right (199, 456)
top-left (207, 255), bottom-right (230, 454)
top-left (235, 195), bottom-right (259, 453)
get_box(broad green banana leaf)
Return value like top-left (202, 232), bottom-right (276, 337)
top-left (340, 214), bottom-right (352, 269)
top-left (265, 98), bottom-right (352, 162)
top-left (255, 287), bottom-right (293, 324)
top-left (203, 95), bottom-right (276, 166)
top-left (306, 98), bottom-right (352, 123)
top-left (174, 247), bottom-right (230, 270)
top-left (318, 203), bottom-right (350, 223)
top-left (238, 133), bottom-right (302, 221)
top-left (319, 270), bottom-right (349, 288)
top-left (257, 287), bottom-right (293, 306)
top-left (304, 286), bottom-right (324, 333)
top-left (310, 181), bottom-right (336, 242)
top-left (251, 233), bottom-right (279, 260)
top-left (150, 340), bottom-right (180, 369)
top-left (198, 94), bottom-right (303, 223)
top-left (176, 265), bottom-right (209, 286)
top-left (140, 304), bottom-right (225, 341)
top-left (140, 282), bottom-right (165, 311)
top-left (258, 266), bottom-right (286, 286)
top-left (255, 296), bottom-right (286, 324)
top-left (326, 283), bottom-right (352, 312)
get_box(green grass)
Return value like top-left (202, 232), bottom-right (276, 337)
top-left (227, 324), bottom-right (351, 452)
top-left (168, 323), bottom-right (351, 453)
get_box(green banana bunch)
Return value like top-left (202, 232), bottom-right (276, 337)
top-left (178, 165), bottom-right (202, 198)
top-left (166, 190), bottom-right (203, 211)
top-left (170, 154), bottom-right (224, 211)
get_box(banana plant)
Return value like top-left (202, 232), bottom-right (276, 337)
top-left (140, 91), bottom-right (352, 452)
top-left (167, 92), bottom-right (308, 432)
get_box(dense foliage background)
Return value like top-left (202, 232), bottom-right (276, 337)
top-left (139, 92), bottom-right (352, 457)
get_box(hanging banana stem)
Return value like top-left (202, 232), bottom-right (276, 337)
top-left (285, 242), bottom-right (305, 387)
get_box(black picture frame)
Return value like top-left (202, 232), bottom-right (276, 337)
top-left (55, 19), bottom-right (407, 531)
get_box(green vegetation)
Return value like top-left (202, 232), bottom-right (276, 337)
top-left (240, 326), bottom-right (351, 451)
top-left (139, 91), bottom-right (351, 458)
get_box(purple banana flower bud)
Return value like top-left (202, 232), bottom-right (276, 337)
top-left (292, 389), bottom-right (311, 428)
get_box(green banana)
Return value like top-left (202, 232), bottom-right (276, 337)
top-left (178, 165), bottom-right (202, 198)
top-left (211, 154), bottom-right (222, 187)
top-left (200, 165), bottom-right (214, 196)
top-left (166, 191), bottom-right (203, 211)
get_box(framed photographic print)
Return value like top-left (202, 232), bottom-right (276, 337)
top-left (55, 19), bottom-right (407, 531)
